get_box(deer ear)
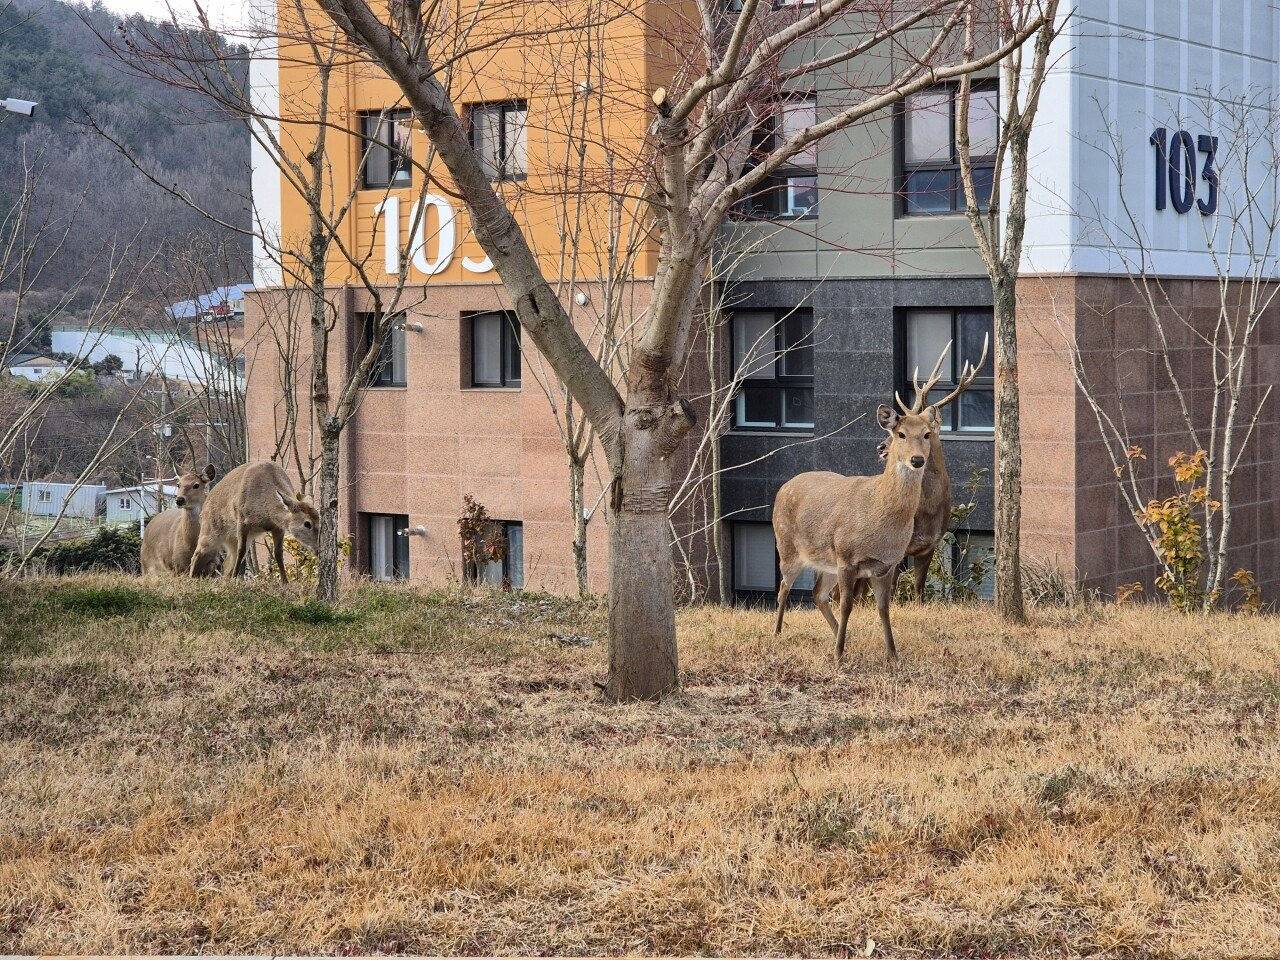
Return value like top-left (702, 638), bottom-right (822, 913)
top-left (277, 491), bottom-right (290, 510)
top-left (295, 490), bottom-right (304, 503)
top-left (877, 404), bottom-right (898, 431)
top-left (204, 464), bottom-right (217, 480)
top-left (926, 406), bottom-right (942, 427)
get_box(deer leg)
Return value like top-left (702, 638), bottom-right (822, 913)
top-left (873, 570), bottom-right (899, 663)
top-left (272, 529), bottom-right (289, 584)
top-left (834, 566), bottom-right (857, 663)
top-left (223, 531), bottom-right (245, 579)
top-left (188, 537), bottom-right (219, 578)
top-left (912, 547), bottom-right (935, 601)
top-left (774, 558), bottom-right (804, 635)
top-left (814, 573), bottom-right (839, 636)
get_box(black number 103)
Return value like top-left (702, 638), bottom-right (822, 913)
top-left (1150, 127), bottom-right (1218, 215)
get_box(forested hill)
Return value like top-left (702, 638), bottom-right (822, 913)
top-left (0, 0), bottom-right (251, 301)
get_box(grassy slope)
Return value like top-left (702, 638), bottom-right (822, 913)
top-left (2, 575), bottom-right (1280, 957)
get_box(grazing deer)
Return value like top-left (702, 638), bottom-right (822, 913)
top-left (772, 404), bottom-right (936, 662)
top-left (823, 336), bottom-right (989, 614)
top-left (140, 465), bottom-right (218, 575)
top-left (188, 461), bottom-right (319, 582)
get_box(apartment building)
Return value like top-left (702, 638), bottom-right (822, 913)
top-left (248, 0), bottom-right (1280, 600)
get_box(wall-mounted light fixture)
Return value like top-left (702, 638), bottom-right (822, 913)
top-left (401, 525), bottom-right (429, 537)
top-left (574, 291), bottom-right (589, 306)
top-left (398, 320), bottom-right (424, 333)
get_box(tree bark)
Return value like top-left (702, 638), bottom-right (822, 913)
top-left (569, 451), bottom-right (589, 597)
top-left (604, 397), bottom-right (695, 701)
top-left (992, 274), bottom-right (1026, 622)
top-left (316, 423), bottom-right (342, 602)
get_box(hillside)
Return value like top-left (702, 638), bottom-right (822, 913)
top-left (3, 575), bottom-right (1279, 956)
top-left (0, 0), bottom-right (250, 301)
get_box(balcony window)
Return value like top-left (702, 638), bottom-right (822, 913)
top-left (470, 101), bottom-right (528, 181)
top-left (359, 109), bottom-right (412, 189)
top-left (902, 308), bottom-right (994, 433)
top-left (365, 512), bottom-right (410, 581)
top-left (360, 312), bottom-right (407, 387)
top-left (731, 309), bottom-right (814, 430)
top-left (469, 311), bottom-right (521, 387)
top-left (745, 95), bottom-right (818, 219)
top-left (899, 84), bottom-right (996, 214)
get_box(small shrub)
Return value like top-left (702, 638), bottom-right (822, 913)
top-left (44, 526), bottom-right (142, 575)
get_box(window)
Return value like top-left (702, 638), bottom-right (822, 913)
top-left (902, 308), bottom-right (994, 433)
top-left (469, 311), bottom-right (521, 387)
top-left (118, 497), bottom-right (132, 510)
top-left (365, 513), bottom-right (410, 581)
top-left (359, 313), bottom-right (407, 387)
top-left (466, 520), bottom-right (524, 590)
top-left (469, 101), bottom-right (527, 181)
top-left (37, 489), bottom-right (51, 503)
top-left (731, 309), bottom-right (814, 430)
top-left (944, 531), bottom-right (995, 600)
top-left (732, 521), bottom-right (814, 599)
top-left (899, 84), bottom-right (996, 214)
top-left (359, 109), bottom-right (412, 189)
top-left (745, 95), bottom-right (818, 218)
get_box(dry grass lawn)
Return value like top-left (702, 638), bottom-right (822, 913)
top-left (2, 574), bottom-right (1280, 957)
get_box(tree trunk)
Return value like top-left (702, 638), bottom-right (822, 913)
top-left (604, 399), bottom-right (695, 701)
top-left (993, 274), bottom-right (1026, 622)
top-left (316, 423), bottom-right (341, 602)
top-left (570, 451), bottom-right (589, 597)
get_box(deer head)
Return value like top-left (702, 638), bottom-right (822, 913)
top-left (879, 335), bottom-right (990, 461)
top-left (876, 404), bottom-right (935, 474)
top-left (174, 464), bottom-right (217, 509)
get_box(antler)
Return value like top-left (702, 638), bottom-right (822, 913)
top-left (904, 341), bottom-right (951, 414)
top-left (929, 334), bottom-right (990, 411)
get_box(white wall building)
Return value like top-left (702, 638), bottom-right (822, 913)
top-left (103, 484), bottom-right (178, 525)
top-left (23, 482), bottom-right (105, 519)
top-left (50, 328), bottom-right (238, 388)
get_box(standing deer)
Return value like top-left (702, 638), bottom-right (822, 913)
top-left (772, 405), bottom-right (935, 662)
top-left (825, 336), bottom-right (989, 615)
top-left (140, 465), bottom-right (218, 575)
top-left (188, 461), bottom-right (319, 582)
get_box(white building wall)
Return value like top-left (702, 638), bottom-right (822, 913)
top-left (24, 482), bottom-right (105, 519)
top-left (49, 330), bottom-right (232, 386)
top-left (1021, 0), bottom-right (1280, 277)
top-left (250, 3), bottom-right (284, 290)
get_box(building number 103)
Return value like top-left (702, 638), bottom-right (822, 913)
top-left (1150, 127), bottom-right (1219, 215)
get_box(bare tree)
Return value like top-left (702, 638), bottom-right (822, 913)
top-left (304, 0), bottom-right (1051, 699)
top-left (954, 0), bottom-right (1063, 623)
top-left (1063, 91), bottom-right (1279, 610)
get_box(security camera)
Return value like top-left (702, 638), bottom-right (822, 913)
top-left (2, 99), bottom-right (38, 118)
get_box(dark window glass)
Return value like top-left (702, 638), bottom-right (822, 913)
top-left (360, 312), bottom-right (407, 387)
top-left (360, 110), bottom-right (412, 189)
top-left (745, 95), bottom-right (818, 219)
top-left (467, 520), bottom-right (524, 590)
top-left (899, 85), bottom-right (996, 214)
top-left (469, 311), bottom-right (521, 387)
top-left (469, 101), bottom-right (528, 181)
top-left (365, 512), bottom-right (409, 580)
top-left (732, 521), bottom-right (814, 601)
top-left (731, 310), bottom-right (814, 430)
top-left (902, 308), bottom-right (994, 433)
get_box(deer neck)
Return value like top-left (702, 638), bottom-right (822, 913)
top-left (179, 504), bottom-right (202, 542)
top-left (874, 459), bottom-right (925, 520)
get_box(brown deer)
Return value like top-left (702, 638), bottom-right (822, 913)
top-left (140, 465), bottom-right (218, 575)
top-left (188, 461), bottom-right (319, 582)
top-left (824, 336), bottom-right (989, 613)
top-left (772, 405), bottom-right (936, 662)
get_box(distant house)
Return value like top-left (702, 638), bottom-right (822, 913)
top-left (23, 481), bottom-right (106, 519)
top-left (167, 283), bottom-right (252, 323)
top-left (104, 483), bottom-right (177, 525)
top-left (8, 353), bottom-right (68, 382)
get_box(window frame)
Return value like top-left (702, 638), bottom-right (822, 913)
top-left (358, 108), bottom-right (413, 190)
top-left (359, 312), bottom-right (408, 388)
top-left (467, 100), bottom-right (529, 183)
top-left (467, 311), bottom-right (522, 388)
top-left (742, 93), bottom-right (819, 220)
top-left (895, 81), bottom-right (997, 217)
top-left (945, 529), bottom-right (995, 600)
top-left (897, 307), bottom-right (995, 436)
top-left (730, 520), bottom-right (814, 603)
top-left (364, 512), bottom-right (410, 581)
top-left (729, 308), bottom-right (815, 433)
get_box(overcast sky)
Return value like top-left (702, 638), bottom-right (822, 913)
top-left (97, 0), bottom-right (258, 33)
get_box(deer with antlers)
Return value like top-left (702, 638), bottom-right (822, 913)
top-left (773, 337), bottom-right (988, 664)
top-left (817, 336), bottom-right (989, 629)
